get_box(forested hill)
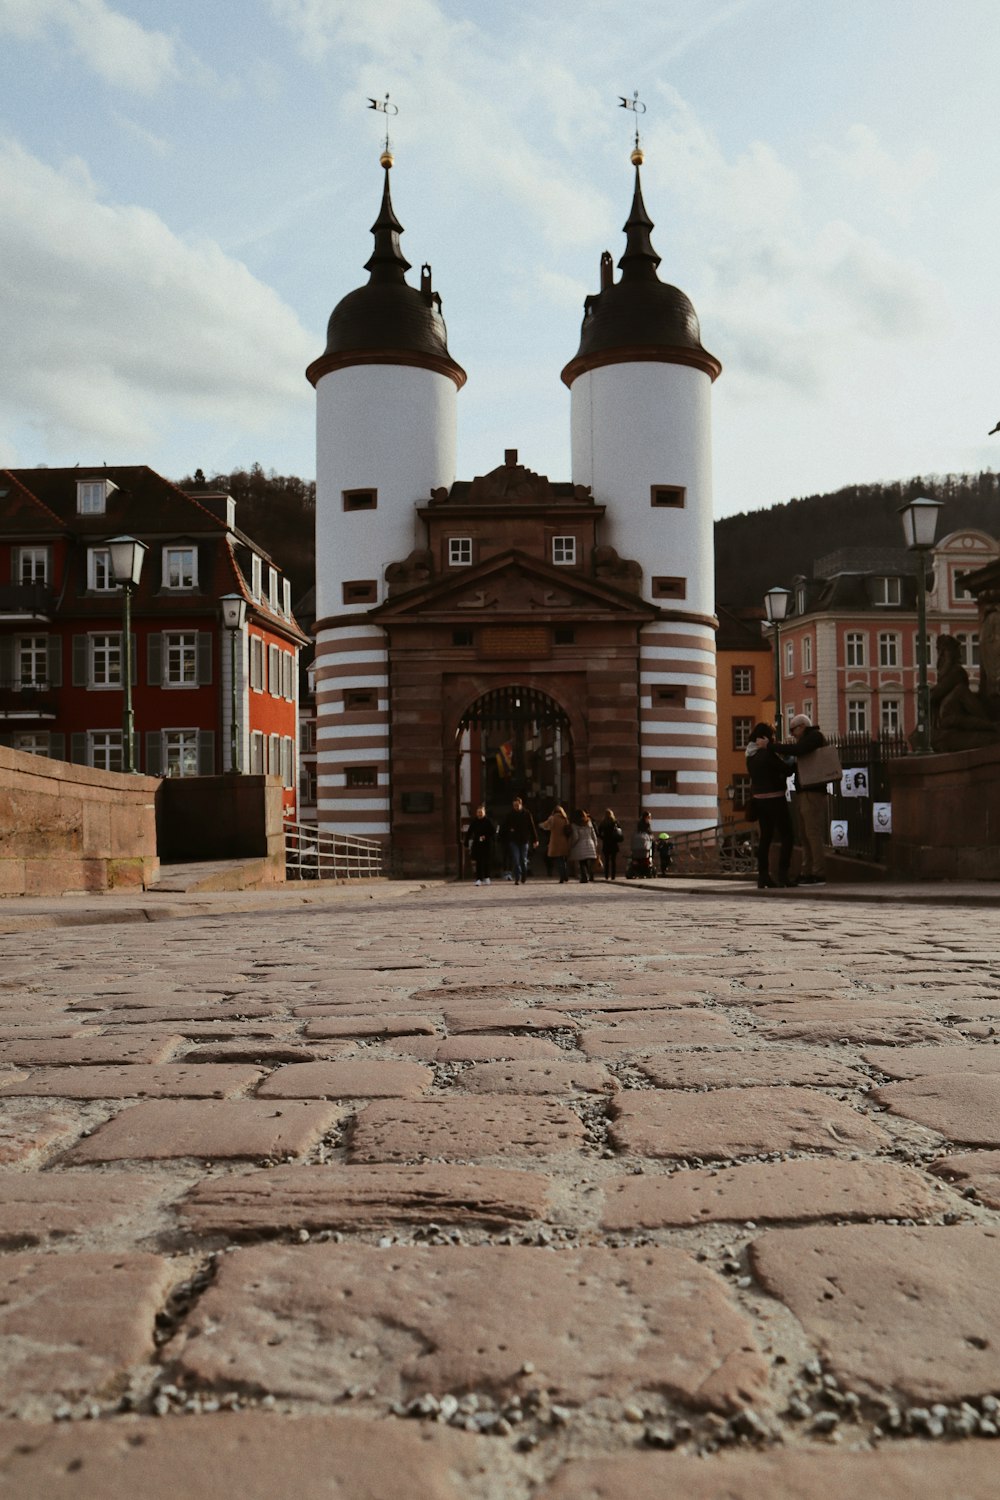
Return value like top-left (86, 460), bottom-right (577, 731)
top-left (715, 470), bottom-right (1000, 608)
top-left (176, 466), bottom-right (316, 605)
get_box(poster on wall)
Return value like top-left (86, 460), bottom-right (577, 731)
top-left (830, 820), bottom-right (849, 848)
top-left (840, 769), bottom-right (870, 797)
top-left (873, 802), bottom-right (892, 833)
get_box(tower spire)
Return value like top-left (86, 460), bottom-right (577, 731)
top-left (364, 168), bottom-right (411, 284)
top-left (618, 166), bottom-right (661, 283)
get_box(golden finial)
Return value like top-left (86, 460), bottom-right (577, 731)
top-left (619, 90), bottom-right (646, 164)
top-left (368, 93), bottom-right (398, 168)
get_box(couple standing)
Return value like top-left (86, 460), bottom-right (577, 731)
top-left (746, 715), bottom-right (832, 889)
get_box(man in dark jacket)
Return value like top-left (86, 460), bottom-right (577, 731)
top-left (500, 797), bottom-right (538, 885)
top-left (778, 714), bottom-right (829, 885)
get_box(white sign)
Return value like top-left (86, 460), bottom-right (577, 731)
top-left (872, 802), bottom-right (892, 833)
top-left (840, 768), bottom-right (870, 798)
top-left (830, 820), bottom-right (849, 848)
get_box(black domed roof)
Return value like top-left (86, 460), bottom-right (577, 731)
top-left (307, 169), bottom-right (466, 389)
top-left (561, 167), bottom-right (720, 387)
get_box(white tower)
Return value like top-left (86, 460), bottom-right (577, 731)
top-left (306, 158), bottom-right (466, 839)
top-left (561, 153), bottom-right (721, 832)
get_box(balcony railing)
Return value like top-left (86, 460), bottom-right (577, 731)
top-left (284, 819), bottom-right (383, 881)
top-left (0, 680), bottom-right (59, 717)
top-left (0, 584), bottom-right (54, 618)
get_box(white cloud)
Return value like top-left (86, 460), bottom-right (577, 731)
top-left (0, 0), bottom-right (180, 94)
top-left (0, 138), bottom-right (314, 457)
top-left (815, 123), bottom-right (940, 226)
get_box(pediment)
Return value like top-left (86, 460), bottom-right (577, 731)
top-left (372, 549), bottom-right (658, 622)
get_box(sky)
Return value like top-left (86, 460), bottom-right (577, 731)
top-left (1, 0), bottom-right (999, 519)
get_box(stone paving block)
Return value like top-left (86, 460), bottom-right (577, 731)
top-left (256, 1061), bottom-right (433, 1099)
top-left (179, 1163), bottom-right (550, 1234)
top-left (0, 1064), bottom-right (264, 1099)
top-left (385, 1035), bottom-right (567, 1062)
top-left (453, 1060), bottom-right (612, 1095)
top-left (864, 1043), bottom-right (1000, 1078)
top-left (0, 1170), bottom-right (164, 1247)
top-left (170, 1244), bottom-right (768, 1411)
top-left (872, 1074), bottom-right (1000, 1144)
top-left (749, 1225), bottom-right (1000, 1402)
top-left (0, 1412), bottom-right (477, 1499)
top-left (753, 1012), bottom-right (953, 1045)
top-left (80, 1020), bottom-right (287, 1039)
top-left (0, 1034), bottom-right (184, 1067)
top-left (608, 1087), bottom-right (888, 1160)
top-left (637, 1048), bottom-right (863, 1090)
top-left (0, 1251), bottom-right (173, 1412)
top-left (441, 1006), bottom-right (578, 1033)
top-left (0, 1106), bottom-right (82, 1165)
top-left (407, 982), bottom-right (585, 1008)
top-left (349, 1096), bottom-right (586, 1162)
top-left (544, 992), bottom-right (699, 1012)
top-left (302, 1015), bottom-right (438, 1039)
top-left (601, 1159), bottom-right (950, 1229)
top-left (65, 1100), bottom-right (345, 1163)
top-left (72, 1004), bottom-right (281, 1025)
top-left (930, 1150), bottom-right (1000, 1208)
top-left (579, 1012), bottom-right (737, 1057)
top-left (180, 1041), bottom-right (344, 1063)
top-left (537, 1445), bottom-right (1000, 1499)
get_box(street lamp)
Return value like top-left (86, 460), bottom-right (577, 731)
top-left (899, 495), bottom-right (943, 752)
top-left (763, 586), bottom-right (791, 734)
top-left (220, 593), bottom-right (247, 773)
top-left (107, 536), bottom-right (148, 774)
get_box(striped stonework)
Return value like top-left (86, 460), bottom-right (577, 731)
top-left (314, 621), bottom-right (390, 837)
top-left (639, 618), bottom-right (718, 831)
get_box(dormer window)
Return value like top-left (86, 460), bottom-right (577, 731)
top-left (77, 478), bottom-right (115, 515)
top-left (163, 546), bottom-right (197, 590)
top-left (872, 576), bottom-right (901, 606)
top-left (283, 578), bottom-right (292, 617)
top-left (552, 536), bottom-right (576, 566)
top-left (448, 537), bottom-right (473, 567)
top-left (251, 555), bottom-right (262, 599)
top-left (269, 567), bottom-right (279, 610)
top-left (796, 586), bottom-right (807, 614)
top-left (87, 547), bottom-right (117, 592)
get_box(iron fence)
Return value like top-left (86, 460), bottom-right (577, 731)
top-left (284, 819), bottom-right (383, 881)
top-left (664, 823), bottom-right (758, 877)
top-left (822, 730), bottom-right (908, 863)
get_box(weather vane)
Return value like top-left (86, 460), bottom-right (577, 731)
top-left (618, 90), bottom-right (646, 165)
top-left (367, 93), bottom-right (398, 167)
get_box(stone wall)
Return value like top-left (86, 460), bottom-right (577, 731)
top-left (0, 745), bottom-right (159, 896)
top-left (156, 773), bottom-right (285, 881)
top-left (889, 742), bottom-right (1000, 880)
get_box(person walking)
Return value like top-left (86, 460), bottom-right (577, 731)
top-left (569, 809), bottom-right (599, 883)
top-left (596, 808), bottom-right (624, 881)
top-left (656, 832), bottom-right (673, 876)
top-left (499, 796), bottom-right (538, 886)
top-left (464, 803), bottom-right (496, 887)
top-left (540, 804), bottom-right (572, 883)
top-left (777, 713), bottom-right (834, 886)
top-left (628, 811), bottom-right (654, 878)
top-left (746, 722), bottom-right (794, 889)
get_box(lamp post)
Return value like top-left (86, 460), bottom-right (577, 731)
top-left (220, 593), bottom-right (247, 773)
top-left (107, 536), bottom-right (148, 774)
top-left (899, 496), bottom-right (943, 753)
top-left (763, 586), bottom-right (791, 734)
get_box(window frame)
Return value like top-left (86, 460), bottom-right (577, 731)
top-left (162, 728), bottom-right (200, 778)
top-left (162, 546), bottom-right (198, 591)
top-left (872, 575), bottom-right (901, 606)
top-left (731, 666), bottom-right (754, 695)
top-left (17, 635), bottom-right (49, 688)
top-left (87, 547), bottom-right (118, 593)
top-left (880, 698), bottom-right (901, 734)
top-left (847, 698), bottom-right (869, 734)
top-left (878, 631), bottom-right (900, 668)
top-left (342, 489), bottom-right (377, 512)
top-left (845, 631), bottom-right (866, 668)
top-left (732, 716), bottom-right (754, 751)
top-left (784, 639), bottom-right (794, 677)
top-left (448, 537), bottom-right (473, 567)
top-left (551, 535), bottom-right (577, 566)
top-left (16, 546), bottom-right (49, 586)
top-left (651, 576), bottom-right (686, 600)
top-left (89, 729), bottom-right (123, 771)
top-left (802, 635), bottom-right (813, 673)
top-left (346, 765), bottom-right (378, 789)
top-left (90, 632), bottom-right (122, 689)
top-left (77, 480), bottom-right (107, 515)
top-left (650, 485), bottom-right (686, 508)
top-left (163, 631), bottom-right (199, 688)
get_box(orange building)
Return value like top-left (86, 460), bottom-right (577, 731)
top-left (716, 605), bottom-right (774, 823)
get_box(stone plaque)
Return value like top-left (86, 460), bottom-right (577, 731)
top-left (479, 627), bottom-right (551, 660)
top-left (401, 792), bottom-right (435, 814)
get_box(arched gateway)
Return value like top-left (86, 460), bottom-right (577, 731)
top-left (456, 687), bottom-right (574, 862)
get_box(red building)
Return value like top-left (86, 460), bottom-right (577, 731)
top-left (0, 466), bottom-right (307, 811)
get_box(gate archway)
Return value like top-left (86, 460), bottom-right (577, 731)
top-left (456, 685), bottom-right (574, 831)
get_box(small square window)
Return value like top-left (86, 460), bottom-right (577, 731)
top-left (652, 770), bottom-right (678, 792)
top-left (650, 485), bottom-right (685, 508)
top-left (448, 537), bottom-right (473, 567)
top-left (653, 686), bottom-right (683, 706)
top-left (342, 580), bottom-right (378, 604)
top-left (452, 628), bottom-right (473, 647)
top-left (872, 576), bottom-right (901, 606)
top-left (731, 666), bottom-right (754, 695)
top-left (552, 536), bottom-right (576, 566)
top-left (346, 765), bottom-right (378, 788)
top-left (554, 626), bottom-right (575, 645)
top-left (343, 489), bottom-right (377, 511)
top-left (652, 576), bottom-right (686, 599)
top-left (344, 688), bottom-right (378, 711)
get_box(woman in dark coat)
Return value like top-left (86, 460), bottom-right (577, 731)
top-left (464, 804), bottom-right (496, 886)
top-left (745, 723), bottom-right (794, 889)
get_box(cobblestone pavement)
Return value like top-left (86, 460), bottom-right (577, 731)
top-left (1, 877), bottom-right (999, 1497)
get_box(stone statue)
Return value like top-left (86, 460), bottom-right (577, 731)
top-left (929, 635), bottom-right (1000, 751)
top-left (385, 549), bottom-right (433, 596)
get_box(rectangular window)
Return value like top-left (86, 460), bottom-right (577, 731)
top-left (283, 578), bottom-right (292, 617)
top-left (269, 568), bottom-right (279, 611)
top-left (785, 705), bottom-right (796, 734)
top-left (77, 481), bottom-right (107, 515)
top-left (87, 547), bottom-right (117, 592)
top-left (299, 719), bottom-right (317, 752)
top-left (16, 547), bottom-right (49, 585)
top-left (281, 736), bottom-right (294, 789)
top-left (784, 640), bottom-right (794, 676)
top-left (554, 626), bottom-right (575, 645)
top-left (163, 729), bottom-right (199, 778)
top-left (342, 580), bottom-right (377, 604)
top-left (845, 631), bottom-right (866, 667)
top-left (17, 635), bottom-right (48, 687)
top-left (250, 635), bottom-right (265, 692)
top-left (344, 688), bottom-right (378, 711)
top-left (650, 485), bottom-right (685, 508)
top-left (91, 633), bottom-right (122, 688)
top-left (300, 761), bottom-right (318, 805)
top-left (164, 632), bottom-right (198, 687)
top-left (12, 732), bottom-right (50, 756)
top-left (343, 489), bottom-right (377, 511)
top-left (281, 650), bottom-right (294, 700)
top-left (878, 632), bottom-right (899, 668)
top-left (448, 537), bottom-right (473, 567)
top-left (269, 644), bottom-right (281, 698)
top-left (732, 773), bottom-right (752, 809)
top-left (552, 536), bottom-right (576, 566)
top-left (873, 576), bottom-right (901, 606)
top-left (654, 686), bottom-right (683, 706)
top-left (251, 554), bottom-right (262, 599)
top-left (956, 633), bottom-right (980, 668)
top-left (163, 547), bottom-right (197, 590)
top-left (803, 698), bottom-right (814, 722)
top-left (452, 628), bottom-right (473, 647)
top-left (346, 765), bottom-right (378, 788)
top-left (652, 770), bottom-right (678, 792)
top-left (652, 576), bottom-right (686, 599)
top-left (90, 730), bottom-right (123, 771)
top-left (881, 699), bottom-right (901, 733)
top-left (953, 569), bottom-right (976, 602)
top-left (269, 732), bottom-right (280, 774)
top-left (732, 716), bottom-right (754, 750)
top-left (802, 636), bottom-right (813, 673)
top-left (250, 731), bottom-right (265, 774)
top-left (731, 666), bottom-right (754, 695)
top-left (848, 699), bottom-right (868, 734)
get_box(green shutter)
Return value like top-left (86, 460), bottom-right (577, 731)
top-left (147, 633), bottom-right (162, 687)
top-left (70, 732), bottom-right (87, 765)
top-left (49, 733), bottom-right (66, 762)
top-left (198, 633), bottom-right (213, 686)
top-left (145, 733), bottom-right (163, 776)
top-left (47, 636), bottom-right (62, 688)
top-left (72, 636), bottom-right (88, 687)
top-left (130, 633), bottom-right (138, 687)
top-left (0, 637), bottom-right (13, 686)
top-left (197, 730), bottom-right (215, 775)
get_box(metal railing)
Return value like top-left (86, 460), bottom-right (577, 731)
top-left (825, 730), bottom-right (908, 863)
top-left (664, 823), bottom-right (758, 877)
top-left (284, 819), bottom-right (383, 881)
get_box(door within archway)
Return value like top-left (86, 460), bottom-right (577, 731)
top-left (456, 686), bottom-right (574, 830)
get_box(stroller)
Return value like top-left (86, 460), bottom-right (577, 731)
top-left (626, 830), bottom-right (654, 879)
